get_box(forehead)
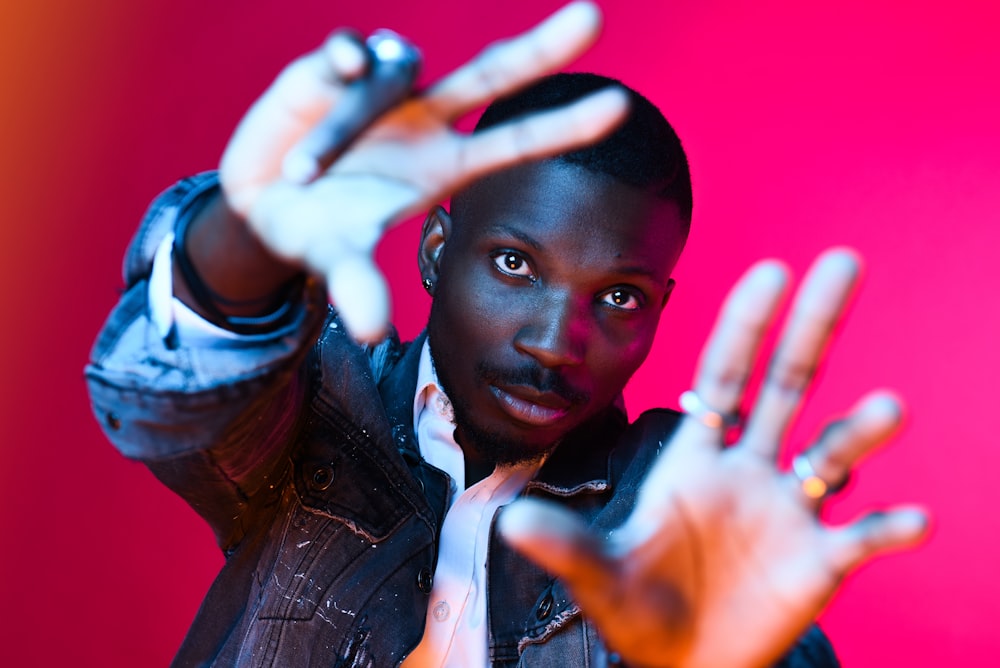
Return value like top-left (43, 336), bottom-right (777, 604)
top-left (452, 161), bottom-right (686, 277)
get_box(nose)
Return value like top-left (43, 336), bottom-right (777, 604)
top-left (513, 290), bottom-right (587, 368)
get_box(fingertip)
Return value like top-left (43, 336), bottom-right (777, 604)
top-left (498, 499), bottom-right (594, 558)
top-left (323, 29), bottom-right (369, 80)
top-left (498, 498), bottom-right (570, 543)
top-left (555, 1), bottom-right (603, 32)
top-left (867, 506), bottom-right (932, 558)
top-left (566, 86), bottom-right (630, 141)
top-left (587, 86), bottom-right (631, 116)
top-left (326, 260), bottom-right (391, 343)
top-left (746, 259), bottom-right (790, 294)
top-left (534, 1), bottom-right (603, 53)
top-left (855, 390), bottom-right (907, 431)
top-left (891, 505), bottom-right (932, 543)
top-left (281, 150), bottom-right (320, 185)
top-left (836, 505), bottom-right (932, 572)
top-left (821, 246), bottom-right (863, 268)
top-left (816, 247), bottom-right (863, 282)
top-left (349, 321), bottom-right (390, 345)
top-left (499, 499), bottom-right (607, 582)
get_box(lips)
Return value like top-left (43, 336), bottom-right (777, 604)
top-left (490, 383), bottom-right (572, 427)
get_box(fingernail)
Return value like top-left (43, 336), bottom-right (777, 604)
top-left (282, 151), bottom-right (319, 185)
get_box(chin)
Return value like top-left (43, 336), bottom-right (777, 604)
top-left (454, 413), bottom-right (565, 469)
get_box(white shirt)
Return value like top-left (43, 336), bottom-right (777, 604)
top-left (403, 344), bottom-right (542, 667)
top-left (149, 236), bottom-right (543, 667)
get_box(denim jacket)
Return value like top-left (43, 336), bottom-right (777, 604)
top-left (86, 173), bottom-right (839, 667)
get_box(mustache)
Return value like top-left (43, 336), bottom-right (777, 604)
top-left (476, 362), bottom-right (590, 406)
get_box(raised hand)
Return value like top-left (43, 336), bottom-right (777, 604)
top-left (499, 249), bottom-right (929, 668)
top-left (217, 1), bottom-right (628, 340)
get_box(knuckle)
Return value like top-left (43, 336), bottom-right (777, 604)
top-left (702, 358), bottom-right (751, 398)
top-left (767, 354), bottom-right (816, 394)
top-left (474, 61), bottom-right (512, 98)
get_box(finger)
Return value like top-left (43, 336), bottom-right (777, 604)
top-left (795, 392), bottom-right (904, 501)
top-left (743, 249), bottom-right (861, 457)
top-left (827, 506), bottom-right (929, 574)
top-left (284, 32), bottom-right (420, 184)
top-left (326, 255), bottom-right (391, 343)
top-left (455, 87), bottom-right (629, 184)
top-left (498, 498), bottom-right (619, 605)
top-left (271, 32), bottom-right (372, 184)
top-left (685, 261), bottom-right (789, 443)
top-left (259, 30), bottom-right (372, 125)
top-left (321, 30), bottom-right (370, 82)
top-left (424, 1), bottom-right (603, 119)
top-left (278, 30), bottom-right (370, 95)
top-left (221, 31), bottom-right (371, 210)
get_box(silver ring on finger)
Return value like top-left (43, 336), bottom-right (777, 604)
top-left (791, 452), bottom-right (839, 500)
top-left (679, 390), bottom-right (742, 430)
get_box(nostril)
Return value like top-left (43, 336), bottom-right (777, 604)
top-left (513, 321), bottom-right (586, 368)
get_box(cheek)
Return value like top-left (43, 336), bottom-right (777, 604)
top-left (430, 263), bottom-right (510, 357)
top-left (442, 263), bottom-right (521, 338)
top-left (586, 321), bottom-right (659, 388)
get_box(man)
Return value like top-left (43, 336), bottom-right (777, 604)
top-left (86, 3), bottom-right (926, 666)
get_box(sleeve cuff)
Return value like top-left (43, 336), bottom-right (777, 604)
top-left (148, 232), bottom-right (310, 349)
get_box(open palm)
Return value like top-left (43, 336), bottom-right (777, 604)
top-left (501, 251), bottom-right (928, 668)
top-left (217, 2), bottom-right (628, 340)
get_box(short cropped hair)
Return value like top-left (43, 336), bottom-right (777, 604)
top-left (474, 72), bottom-right (693, 226)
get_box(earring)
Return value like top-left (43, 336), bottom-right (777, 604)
top-left (422, 277), bottom-right (434, 294)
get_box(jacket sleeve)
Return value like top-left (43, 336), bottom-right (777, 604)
top-left (774, 624), bottom-right (841, 668)
top-left (85, 172), bottom-right (330, 553)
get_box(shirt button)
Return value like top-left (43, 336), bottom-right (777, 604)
top-left (417, 567), bottom-right (433, 594)
top-left (432, 600), bottom-right (450, 622)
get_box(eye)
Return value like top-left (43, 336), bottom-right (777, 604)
top-left (492, 251), bottom-right (535, 280)
top-left (601, 288), bottom-right (643, 311)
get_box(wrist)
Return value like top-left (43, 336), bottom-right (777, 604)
top-left (171, 182), bottom-right (309, 334)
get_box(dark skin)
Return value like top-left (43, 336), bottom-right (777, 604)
top-left (178, 159), bottom-right (686, 486)
top-left (420, 160), bottom-right (686, 484)
top-left (171, 193), bottom-right (303, 321)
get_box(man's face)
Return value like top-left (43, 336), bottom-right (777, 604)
top-left (423, 160), bottom-right (686, 468)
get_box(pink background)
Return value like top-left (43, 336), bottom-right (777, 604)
top-left (1, 0), bottom-right (996, 664)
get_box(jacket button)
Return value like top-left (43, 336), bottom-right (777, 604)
top-left (417, 567), bottom-right (433, 594)
top-left (535, 592), bottom-right (554, 621)
top-left (105, 412), bottom-right (121, 431)
top-left (311, 465), bottom-right (334, 490)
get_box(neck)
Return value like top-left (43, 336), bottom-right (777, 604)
top-left (463, 456), bottom-right (495, 488)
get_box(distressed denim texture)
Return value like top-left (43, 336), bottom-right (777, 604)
top-left (86, 174), bottom-right (839, 667)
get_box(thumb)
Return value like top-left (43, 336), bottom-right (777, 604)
top-left (499, 498), bottom-right (618, 596)
top-left (326, 255), bottom-right (391, 343)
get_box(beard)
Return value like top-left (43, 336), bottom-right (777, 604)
top-left (428, 340), bottom-right (590, 469)
top-left (449, 395), bottom-right (548, 468)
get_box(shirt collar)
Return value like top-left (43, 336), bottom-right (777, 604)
top-left (412, 340), bottom-right (546, 492)
top-left (413, 339), bottom-right (449, 429)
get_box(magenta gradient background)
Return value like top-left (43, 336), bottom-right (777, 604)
top-left (1, 0), bottom-right (997, 665)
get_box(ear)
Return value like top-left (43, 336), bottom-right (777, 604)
top-left (419, 205), bottom-right (452, 289)
top-left (660, 278), bottom-right (676, 309)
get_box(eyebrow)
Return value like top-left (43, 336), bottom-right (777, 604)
top-left (612, 265), bottom-right (662, 282)
top-left (483, 225), bottom-right (543, 251)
